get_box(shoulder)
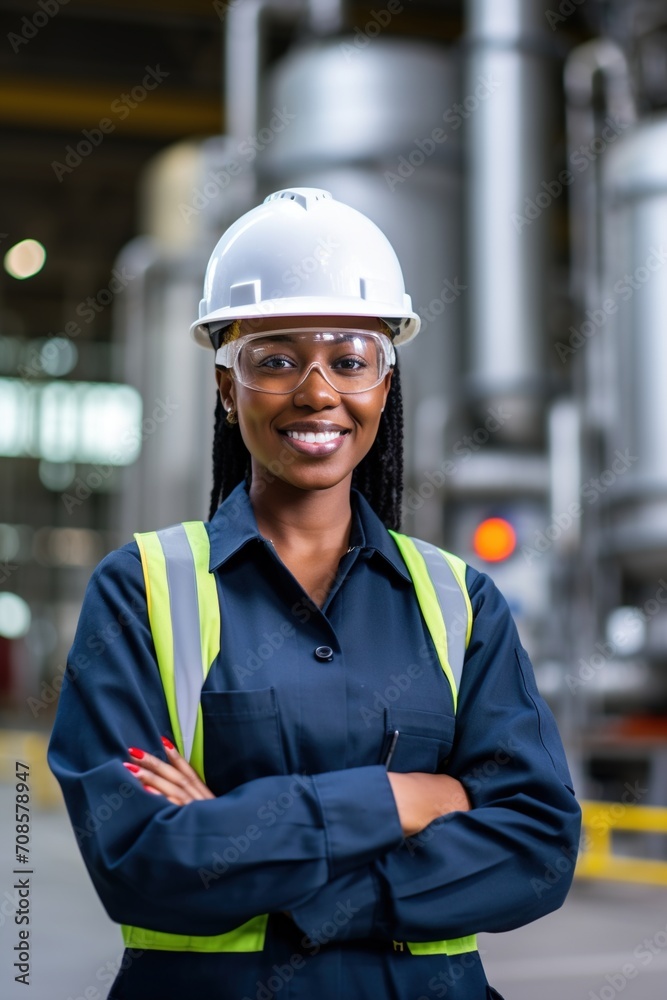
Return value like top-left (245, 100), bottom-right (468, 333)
top-left (463, 563), bottom-right (513, 619)
top-left (82, 539), bottom-right (146, 613)
top-left (89, 538), bottom-right (142, 583)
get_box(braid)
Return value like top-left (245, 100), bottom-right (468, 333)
top-left (208, 393), bottom-right (251, 521)
top-left (351, 358), bottom-right (404, 531)
top-left (209, 328), bottom-right (404, 530)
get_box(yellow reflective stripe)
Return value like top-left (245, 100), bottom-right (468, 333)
top-left (182, 521), bottom-right (221, 781)
top-left (134, 531), bottom-right (184, 756)
top-left (388, 530), bottom-right (458, 711)
top-left (441, 550), bottom-right (473, 647)
top-left (406, 934), bottom-right (477, 956)
top-left (121, 914), bottom-right (269, 952)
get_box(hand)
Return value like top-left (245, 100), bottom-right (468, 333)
top-left (386, 772), bottom-right (471, 838)
top-left (123, 738), bottom-right (215, 805)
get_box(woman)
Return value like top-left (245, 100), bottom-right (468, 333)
top-left (48, 187), bottom-right (581, 1000)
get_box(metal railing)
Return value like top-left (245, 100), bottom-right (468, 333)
top-left (576, 799), bottom-right (667, 887)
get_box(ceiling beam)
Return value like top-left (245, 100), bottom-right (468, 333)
top-left (0, 77), bottom-right (223, 135)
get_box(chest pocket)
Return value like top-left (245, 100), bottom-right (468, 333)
top-left (384, 706), bottom-right (456, 774)
top-left (201, 687), bottom-right (288, 796)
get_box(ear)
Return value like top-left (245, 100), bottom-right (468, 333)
top-left (215, 368), bottom-right (235, 411)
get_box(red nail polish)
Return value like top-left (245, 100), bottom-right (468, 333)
top-left (123, 762), bottom-right (141, 773)
top-left (128, 747), bottom-right (145, 759)
top-left (142, 785), bottom-right (162, 795)
top-left (161, 736), bottom-right (175, 751)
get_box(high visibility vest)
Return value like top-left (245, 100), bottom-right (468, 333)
top-left (121, 522), bottom-right (475, 957)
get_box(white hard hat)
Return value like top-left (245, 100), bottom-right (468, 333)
top-left (190, 187), bottom-right (420, 348)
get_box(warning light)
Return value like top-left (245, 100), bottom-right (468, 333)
top-left (473, 517), bottom-right (517, 562)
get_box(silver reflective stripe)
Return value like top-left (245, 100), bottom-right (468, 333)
top-left (408, 536), bottom-right (468, 695)
top-left (157, 524), bottom-right (205, 761)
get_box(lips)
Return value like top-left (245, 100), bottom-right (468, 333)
top-left (283, 428), bottom-right (347, 444)
top-left (278, 425), bottom-right (350, 456)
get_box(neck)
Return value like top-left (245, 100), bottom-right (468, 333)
top-left (249, 472), bottom-right (354, 554)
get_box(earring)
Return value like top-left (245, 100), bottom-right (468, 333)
top-left (224, 405), bottom-right (238, 426)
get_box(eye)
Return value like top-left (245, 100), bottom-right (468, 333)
top-left (253, 353), bottom-right (298, 370)
top-left (247, 347), bottom-right (295, 371)
top-left (332, 355), bottom-right (369, 372)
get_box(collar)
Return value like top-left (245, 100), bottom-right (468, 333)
top-left (207, 480), bottom-right (412, 584)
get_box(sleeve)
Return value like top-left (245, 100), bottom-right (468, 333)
top-left (46, 545), bottom-right (404, 937)
top-left (290, 567), bottom-right (582, 942)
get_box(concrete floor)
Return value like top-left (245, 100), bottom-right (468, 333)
top-left (1, 782), bottom-right (666, 1000)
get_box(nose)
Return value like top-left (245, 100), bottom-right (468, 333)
top-left (292, 361), bottom-right (341, 406)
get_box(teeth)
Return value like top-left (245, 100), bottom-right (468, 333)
top-left (285, 430), bottom-right (344, 443)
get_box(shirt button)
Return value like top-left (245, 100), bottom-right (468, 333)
top-left (314, 645), bottom-right (334, 662)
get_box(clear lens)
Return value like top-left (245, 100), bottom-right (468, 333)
top-left (231, 329), bottom-right (393, 394)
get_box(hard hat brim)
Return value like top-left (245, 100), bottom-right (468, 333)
top-left (191, 297), bottom-right (420, 349)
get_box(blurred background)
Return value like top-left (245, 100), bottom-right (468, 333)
top-left (1, 0), bottom-right (667, 997)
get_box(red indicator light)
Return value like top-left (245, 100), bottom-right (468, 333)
top-left (473, 518), bottom-right (517, 562)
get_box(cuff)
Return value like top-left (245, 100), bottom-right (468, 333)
top-left (312, 765), bottom-right (403, 879)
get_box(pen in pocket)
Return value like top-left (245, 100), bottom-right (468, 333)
top-left (384, 729), bottom-right (399, 770)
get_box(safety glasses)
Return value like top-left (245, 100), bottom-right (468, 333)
top-left (214, 328), bottom-right (395, 395)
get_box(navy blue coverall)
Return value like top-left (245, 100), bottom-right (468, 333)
top-left (48, 480), bottom-right (581, 1000)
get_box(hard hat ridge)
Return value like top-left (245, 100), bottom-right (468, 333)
top-left (191, 187), bottom-right (420, 348)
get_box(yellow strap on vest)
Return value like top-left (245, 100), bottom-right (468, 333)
top-left (388, 531), bottom-right (472, 711)
top-left (405, 934), bottom-right (478, 956)
top-left (124, 523), bottom-right (262, 952)
top-left (124, 522), bottom-right (476, 957)
top-left (121, 914), bottom-right (269, 952)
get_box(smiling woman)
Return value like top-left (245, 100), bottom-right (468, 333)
top-left (47, 187), bottom-right (580, 1000)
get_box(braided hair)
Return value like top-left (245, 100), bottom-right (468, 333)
top-left (208, 321), bottom-right (404, 529)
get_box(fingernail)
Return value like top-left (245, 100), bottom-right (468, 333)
top-left (161, 736), bottom-right (175, 751)
top-left (128, 747), bottom-right (145, 759)
top-left (123, 762), bottom-right (141, 774)
top-left (142, 785), bottom-right (162, 795)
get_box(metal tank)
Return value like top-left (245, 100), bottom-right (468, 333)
top-left (601, 117), bottom-right (667, 577)
top-left (114, 137), bottom-right (254, 537)
top-left (465, 0), bottom-right (555, 445)
top-left (257, 37), bottom-right (464, 540)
